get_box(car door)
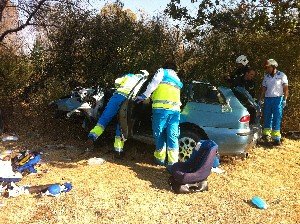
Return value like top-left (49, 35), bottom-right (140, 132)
top-left (118, 71), bottom-right (150, 139)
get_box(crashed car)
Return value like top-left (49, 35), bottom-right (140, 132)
top-left (50, 72), bottom-right (261, 160)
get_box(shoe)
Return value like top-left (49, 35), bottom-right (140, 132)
top-left (166, 165), bottom-right (173, 174)
top-left (113, 151), bottom-right (125, 159)
top-left (273, 139), bottom-right (281, 146)
top-left (154, 158), bottom-right (165, 166)
top-left (261, 135), bottom-right (272, 143)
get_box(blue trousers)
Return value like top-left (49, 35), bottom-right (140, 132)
top-left (263, 97), bottom-right (284, 140)
top-left (97, 93), bottom-right (126, 138)
top-left (152, 109), bottom-right (180, 165)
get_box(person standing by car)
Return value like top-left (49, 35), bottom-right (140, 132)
top-left (260, 59), bottom-right (288, 145)
top-left (232, 67), bottom-right (257, 98)
top-left (88, 72), bottom-right (147, 158)
top-left (225, 55), bottom-right (250, 87)
top-left (136, 59), bottom-right (183, 166)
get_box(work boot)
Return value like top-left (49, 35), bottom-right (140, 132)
top-left (261, 135), bottom-right (272, 143)
top-left (113, 151), bottom-right (125, 159)
top-left (259, 135), bottom-right (273, 147)
top-left (273, 139), bottom-right (281, 146)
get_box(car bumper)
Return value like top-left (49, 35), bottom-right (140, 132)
top-left (203, 127), bottom-right (257, 156)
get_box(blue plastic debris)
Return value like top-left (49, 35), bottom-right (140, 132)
top-left (251, 196), bottom-right (268, 209)
top-left (45, 182), bottom-right (72, 197)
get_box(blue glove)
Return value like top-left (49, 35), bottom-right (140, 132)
top-left (282, 100), bottom-right (287, 108)
top-left (135, 94), bottom-right (147, 103)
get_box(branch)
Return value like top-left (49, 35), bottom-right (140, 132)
top-left (0, 0), bottom-right (48, 42)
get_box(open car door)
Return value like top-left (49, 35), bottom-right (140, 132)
top-left (118, 70), bottom-right (150, 139)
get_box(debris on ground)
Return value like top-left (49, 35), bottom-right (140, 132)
top-left (87, 157), bottom-right (106, 165)
top-left (1, 135), bottom-right (18, 142)
top-left (1, 182), bottom-right (72, 198)
top-left (251, 196), bottom-right (268, 209)
top-left (12, 150), bottom-right (42, 174)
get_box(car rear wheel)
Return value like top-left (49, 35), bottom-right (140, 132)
top-left (179, 128), bottom-right (207, 162)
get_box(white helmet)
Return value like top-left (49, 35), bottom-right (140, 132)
top-left (236, 55), bottom-right (249, 66)
top-left (264, 59), bottom-right (278, 68)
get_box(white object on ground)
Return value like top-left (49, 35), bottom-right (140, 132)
top-left (211, 167), bottom-right (225, 174)
top-left (2, 136), bottom-right (18, 141)
top-left (7, 182), bottom-right (29, 197)
top-left (88, 157), bottom-right (106, 165)
top-left (0, 160), bottom-right (22, 181)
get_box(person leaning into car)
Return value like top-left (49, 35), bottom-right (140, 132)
top-left (259, 59), bottom-right (289, 146)
top-left (87, 72), bottom-right (144, 158)
top-left (136, 59), bottom-right (183, 166)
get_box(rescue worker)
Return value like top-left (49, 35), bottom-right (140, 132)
top-left (232, 67), bottom-right (257, 98)
top-left (88, 71), bottom-right (147, 157)
top-left (260, 59), bottom-right (288, 145)
top-left (136, 59), bottom-right (183, 166)
top-left (225, 55), bottom-right (250, 86)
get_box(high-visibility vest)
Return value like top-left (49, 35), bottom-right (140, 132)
top-left (151, 69), bottom-right (183, 111)
top-left (115, 73), bottom-right (141, 97)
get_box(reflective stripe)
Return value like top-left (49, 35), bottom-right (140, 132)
top-left (271, 130), bottom-right (281, 138)
top-left (263, 128), bottom-right (271, 136)
top-left (89, 124), bottom-right (104, 139)
top-left (154, 147), bottom-right (166, 162)
top-left (152, 100), bottom-right (181, 106)
top-left (114, 136), bottom-right (124, 152)
top-left (167, 148), bottom-right (179, 165)
top-left (152, 103), bottom-right (181, 111)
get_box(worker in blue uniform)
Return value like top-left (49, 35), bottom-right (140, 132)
top-left (136, 59), bottom-right (183, 165)
top-left (259, 59), bottom-right (289, 145)
top-left (88, 71), bottom-right (147, 157)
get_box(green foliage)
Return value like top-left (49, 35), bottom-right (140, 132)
top-left (0, 49), bottom-right (32, 101)
top-left (1, 0), bottom-right (299, 131)
top-left (166, 0), bottom-right (300, 131)
top-left (39, 2), bottom-right (179, 97)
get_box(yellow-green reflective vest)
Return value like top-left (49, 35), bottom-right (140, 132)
top-left (151, 69), bottom-right (182, 111)
top-left (115, 73), bottom-right (141, 97)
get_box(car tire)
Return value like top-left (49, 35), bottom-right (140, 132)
top-left (178, 128), bottom-right (207, 162)
top-left (0, 110), bottom-right (4, 134)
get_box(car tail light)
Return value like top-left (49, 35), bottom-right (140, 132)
top-left (239, 115), bottom-right (250, 123)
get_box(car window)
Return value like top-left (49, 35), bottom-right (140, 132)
top-left (190, 83), bottom-right (225, 104)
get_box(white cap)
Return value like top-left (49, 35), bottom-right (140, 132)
top-left (236, 55), bottom-right (249, 66)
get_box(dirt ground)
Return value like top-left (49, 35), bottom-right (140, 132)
top-left (0, 107), bottom-right (300, 224)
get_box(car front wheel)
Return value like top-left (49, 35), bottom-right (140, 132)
top-left (178, 128), bottom-right (207, 162)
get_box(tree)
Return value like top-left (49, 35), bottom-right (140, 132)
top-left (165, 0), bottom-right (300, 38)
top-left (0, 0), bottom-right (93, 43)
top-left (165, 0), bottom-right (300, 131)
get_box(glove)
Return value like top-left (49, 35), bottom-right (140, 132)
top-left (135, 94), bottom-right (147, 104)
top-left (282, 100), bottom-right (287, 108)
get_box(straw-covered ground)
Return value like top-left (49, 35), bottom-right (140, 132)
top-left (0, 105), bottom-right (299, 224)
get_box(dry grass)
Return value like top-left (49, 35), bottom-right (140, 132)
top-left (0, 104), bottom-right (300, 224)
